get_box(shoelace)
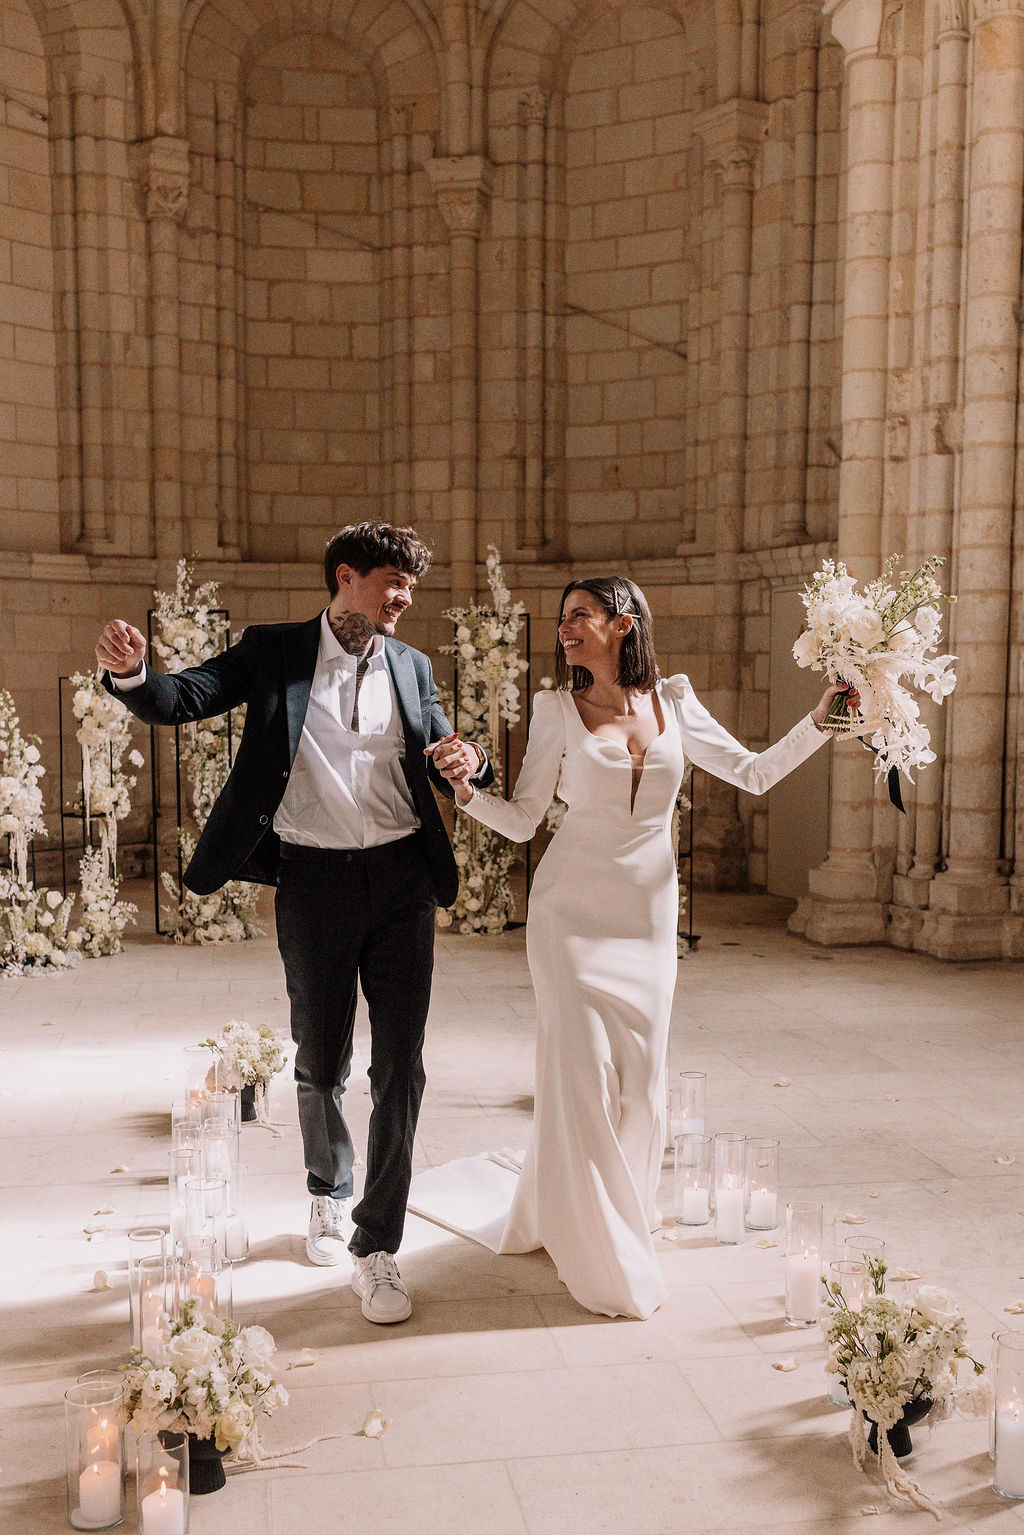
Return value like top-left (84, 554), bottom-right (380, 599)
top-left (317, 1199), bottom-right (345, 1237)
top-left (365, 1251), bottom-right (404, 1290)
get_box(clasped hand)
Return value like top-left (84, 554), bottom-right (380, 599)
top-left (425, 735), bottom-right (477, 799)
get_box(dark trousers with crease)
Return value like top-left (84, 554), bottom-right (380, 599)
top-left (274, 835), bottom-right (436, 1259)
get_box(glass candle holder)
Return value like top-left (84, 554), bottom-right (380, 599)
top-left (673, 1133), bottom-right (711, 1225)
top-left (202, 1088), bottom-right (240, 1137)
top-left (200, 1122), bottom-right (237, 1186)
top-left (183, 1047), bottom-right (217, 1119)
top-left (136, 1255), bottom-right (171, 1364)
top-left (136, 1431), bottom-right (189, 1535)
top-left (65, 1381), bottom-right (125, 1530)
top-left (667, 1070), bottom-right (707, 1150)
top-left (713, 1132), bottom-right (746, 1245)
top-left (994, 1330), bottom-right (1024, 1500)
top-left (184, 1176), bottom-right (227, 1258)
top-left (170, 1106), bottom-right (203, 1151)
top-left (843, 1234), bottom-right (885, 1288)
top-left (991, 1328), bottom-right (1003, 1461)
top-left (128, 1228), bottom-right (167, 1349)
top-left (77, 1370), bottom-right (127, 1390)
top-left (169, 1147), bottom-right (200, 1253)
top-left (744, 1138), bottom-right (780, 1230)
top-left (224, 1165), bottom-right (249, 1263)
top-left (785, 1201), bottom-right (823, 1327)
top-left (182, 1235), bottom-right (233, 1319)
top-left (824, 1259), bottom-right (867, 1406)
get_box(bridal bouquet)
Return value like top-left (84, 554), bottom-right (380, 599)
top-left (123, 1300), bottom-right (289, 1453)
top-left (792, 556), bottom-right (957, 784)
top-left (823, 1264), bottom-right (988, 1516)
top-left (201, 1019), bottom-right (287, 1089)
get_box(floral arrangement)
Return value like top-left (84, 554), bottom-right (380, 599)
top-left (77, 845), bottom-right (137, 958)
top-left (201, 1019), bottom-right (287, 1089)
top-left (0, 689), bottom-right (81, 975)
top-left (793, 555), bottom-right (957, 785)
top-left (824, 1263), bottom-right (988, 1516)
top-left (123, 1300), bottom-right (288, 1454)
top-left (152, 563), bottom-right (263, 944)
top-left (435, 547), bottom-right (529, 935)
top-left (0, 687), bottom-right (46, 889)
top-left (70, 672), bottom-right (142, 954)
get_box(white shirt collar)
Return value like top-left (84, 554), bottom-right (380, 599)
top-left (319, 611), bottom-right (386, 670)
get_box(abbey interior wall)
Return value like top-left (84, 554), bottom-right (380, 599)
top-left (1, 0), bottom-right (1022, 958)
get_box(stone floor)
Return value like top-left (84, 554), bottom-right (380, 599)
top-left (3, 885), bottom-right (1024, 1534)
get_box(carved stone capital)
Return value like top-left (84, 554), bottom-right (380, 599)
top-left (143, 135), bottom-right (190, 223)
top-left (822, 0), bottom-right (886, 60)
top-left (520, 88), bottom-right (549, 126)
top-left (693, 98), bottom-right (769, 182)
top-left (424, 155), bottom-right (494, 234)
top-left (937, 0), bottom-right (968, 33)
top-left (972, 0), bottom-right (1024, 23)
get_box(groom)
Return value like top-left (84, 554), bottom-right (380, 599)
top-left (95, 522), bottom-right (489, 1324)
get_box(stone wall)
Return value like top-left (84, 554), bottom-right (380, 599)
top-left (1, 0), bottom-right (1022, 957)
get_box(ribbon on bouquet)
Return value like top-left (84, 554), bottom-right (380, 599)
top-left (835, 686), bottom-right (906, 814)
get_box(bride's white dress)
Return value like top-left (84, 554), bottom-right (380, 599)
top-left (414, 676), bottom-right (826, 1319)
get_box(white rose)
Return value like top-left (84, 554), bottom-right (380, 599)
top-left (24, 745), bottom-right (40, 763)
top-left (38, 911), bottom-right (55, 927)
top-left (887, 623), bottom-right (918, 653)
top-left (46, 889), bottom-right (64, 909)
top-left (846, 606), bottom-right (885, 649)
top-left (915, 605), bottom-right (941, 642)
top-left (912, 1285), bottom-right (960, 1328)
top-left (791, 631), bottom-right (820, 669)
top-left (215, 1397), bottom-right (254, 1452)
top-left (167, 1326), bottom-right (221, 1374)
top-left (129, 750), bottom-right (145, 768)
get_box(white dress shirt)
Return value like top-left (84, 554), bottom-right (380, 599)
top-left (274, 615), bottom-right (419, 849)
top-left (113, 612), bottom-right (420, 850)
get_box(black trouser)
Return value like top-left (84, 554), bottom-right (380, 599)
top-left (274, 835), bottom-right (436, 1259)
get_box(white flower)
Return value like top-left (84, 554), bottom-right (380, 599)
top-left (0, 814), bottom-right (18, 834)
top-left (215, 1396), bottom-right (254, 1451)
top-left (912, 1285), bottom-right (961, 1328)
top-left (792, 631), bottom-right (820, 668)
top-left (23, 744), bottom-right (40, 764)
top-left (46, 889), bottom-right (63, 909)
top-left (129, 750), bottom-right (145, 768)
top-left (846, 604), bottom-right (885, 648)
top-left (167, 1326), bottom-right (221, 1374)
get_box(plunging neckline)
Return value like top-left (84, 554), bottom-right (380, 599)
top-left (568, 686), bottom-right (666, 812)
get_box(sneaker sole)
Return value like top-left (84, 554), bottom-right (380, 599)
top-left (351, 1276), bottom-right (413, 1324)
top-left (305, 1239), bottom-right (349, 1267)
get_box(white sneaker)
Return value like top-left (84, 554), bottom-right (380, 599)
top-left (351, 1251), bottom-right (412, 1323)
top-left (305, 1196), bottom-right (349, 1266)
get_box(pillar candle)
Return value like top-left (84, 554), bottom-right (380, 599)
top-left (681, 1186), bottom-right (710, 1224)
top-left (140, 1480), bottom-right (185, 1535)
top-left (78, 1459), bottom-right (121, 1524)
top-left (747, 1188), bottom-right (778, 1228)
top-left (995, 1410), bottom-right (1024, 1498)
top-left (715, 1186), bottom-right (745, 1244)
top-left (786, 1253), bottom-right (820, 1322)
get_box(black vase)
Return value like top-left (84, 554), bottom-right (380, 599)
top-left (187, 1433), bottom-right (228, 1494)
top-left (865, 1397), bottom-right (933, 1460)
top-left (240, 1083), bottom-right (258, 1123)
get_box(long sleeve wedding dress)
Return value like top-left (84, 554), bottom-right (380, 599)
top-left (413, 677), bottom-right (827, 1319)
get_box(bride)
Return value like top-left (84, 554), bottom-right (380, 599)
top-left (429, 576), bottom-right (853, 1320)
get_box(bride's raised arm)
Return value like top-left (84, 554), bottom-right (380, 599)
top-left (663, 673), bottom-right (827, 796)
top-left (451, 690), bottom-right (566, 843)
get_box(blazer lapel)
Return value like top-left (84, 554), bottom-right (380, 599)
top-left (385, 641), bottom-right (426, 751)
top-left (284, 613), bottom-right (323, 764)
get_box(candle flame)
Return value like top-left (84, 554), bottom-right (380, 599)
top-left (159, 1481), bottom-right (167, 1501)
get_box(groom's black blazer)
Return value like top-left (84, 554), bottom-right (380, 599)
top-left (104, 613), bottom-right (489, 907)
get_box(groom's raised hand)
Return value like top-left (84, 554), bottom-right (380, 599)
top-left (96, 620), bottom-right (147, 677)
top-left (425, 733), bottom-right (479, 784)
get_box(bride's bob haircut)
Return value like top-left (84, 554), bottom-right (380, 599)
top-left (555, 577), bottom-right (660, 692)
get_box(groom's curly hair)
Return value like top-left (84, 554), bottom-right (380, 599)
top-left (554, 577), bottom-right (660, 692)
top-left (323, 522), bottom-right (433, 595)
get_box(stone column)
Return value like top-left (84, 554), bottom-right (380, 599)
top-left (143, 135), bottom-right (189, 562)
top-left (893, 0), bottom-right (968, 926)
top-left (696, 99), bottom-right (767, 884)
top-left (779, 5), bottom-right (820, 542)
top-left (543, 91), bottom-right (567, 558)
top-left (214, 87), bottom-right (241, 559)
top-left (520, 88), bottom-right (547, 552)
top-left (388, 105), bottom-right (413, 524)
top-left (790, 0), bottom-right (894, 945)
top-left (71, 86), bottom-right (111, 550)
top-left (425, 154), bottom-right (493, 602)
top-left (920, 0), bottom-right (1023, 957)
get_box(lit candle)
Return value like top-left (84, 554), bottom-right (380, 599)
top-left (88, 1414), bottom-right (117, 1461)
top-left (747, 1187), bottom-right (778, 1229)
top-left (995, 1406), bottom-right (1024, 1498)
top-left (140, 1291), bottom-right (165, 1362)
top-left (78, 1459), bottom-right (121, 1525)
top-left (715, 1186), bottom-right (745, 1244)
top-left (140, 1478), bottom-right (185, 1535)
top-left (681, 1186), bottom-right (710, 1225)
top-left (225, 1213), bottom-right (247, 1261)
top-left (786, 1253), bottom-right (821, 1323)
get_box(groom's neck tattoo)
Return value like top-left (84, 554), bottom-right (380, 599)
top-left (329, 610), bottom-right (376, 655)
